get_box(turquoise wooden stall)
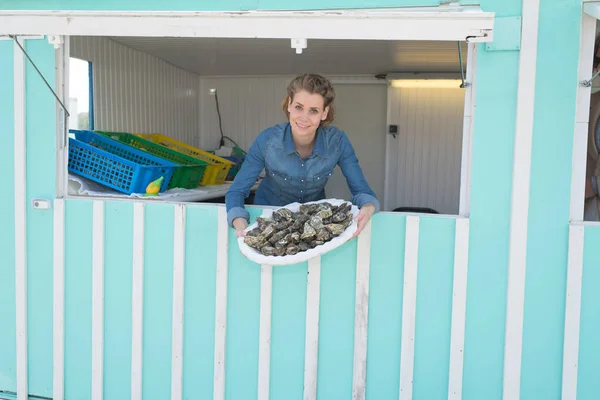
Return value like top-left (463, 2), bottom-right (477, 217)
top-left (1, 1), bottom-right (599, 400)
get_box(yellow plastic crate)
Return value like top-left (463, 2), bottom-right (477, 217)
top-left (134, 134), bottom-right (234, 185)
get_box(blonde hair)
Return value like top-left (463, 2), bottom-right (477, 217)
top-left (281, 73), bottom-right (336, 126)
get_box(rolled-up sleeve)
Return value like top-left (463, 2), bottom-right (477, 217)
top-left (225, 132), bottom-right (267, 227)
top-left (336, 132), bottom-right (381, 213)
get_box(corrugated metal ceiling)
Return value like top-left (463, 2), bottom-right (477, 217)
top-left (109, 36), bottom-right (468, 76)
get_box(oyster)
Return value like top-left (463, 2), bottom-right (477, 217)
top-left (245, 201), bottom-right (354, 257)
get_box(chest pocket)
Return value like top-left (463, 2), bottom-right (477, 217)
top-left (307, 168), bottom-right (334, 191)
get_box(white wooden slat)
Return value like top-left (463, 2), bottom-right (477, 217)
top-left (131, 202), bottom-right (145, 400)
top-left (561, 224), bottom-right (585, 400)
top-left (303, 256), bottom-right (322, 400)
top-left (352, 220), bottom-right (373, 400)
top-left (53, 199), bottom-right (66, 400)
top-left (503, 0), bottom-right (541, 396)
top-left (448, 218), bottom-right (470, 400)
top-left (399, 216), bottom-right (420, 400)
top-left (14, 36), bottom-right (28, 400)
top-left (214, 206), bottom-right (229, 400)
top-left (92, 200), bottom-right (105, 400)
top-left (459, 43), bottom-right (478, 216)
top-left (171, 204), bottom-right (186, 400)
top-left (258, 264), bottom-right (273, 400)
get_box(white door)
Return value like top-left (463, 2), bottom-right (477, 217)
top-left (385, 86), bottom-right (465, 214)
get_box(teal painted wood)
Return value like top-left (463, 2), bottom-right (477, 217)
top-left (24, 39), bottom-right (56, 398)
top-left (0, 41), bottom-right (16, 394)
top-left (577, 226), bottom-right (600, 400)
top-left (142, 203), bottom-right (175, 400)
top-left (182, 205), bottom-right (219, 400)
top-left (462, 45), bottom-right (519, 400)
top-left (103, 201), bottom-right (134, 399)
top-left (224, 208), bottom-right (263, 400)
top-left (269, 262), bottom-right (308, 400)
top-left (64, 200), bottom-right (94, 400)
top-left (520, 2), bottom-right (582, 399)
top-left (365, 213), bottom-right (406, 400)
top-left (412, 217), bottom-right (456, 399)
top-left (316, 240), bottom-right (358, 400)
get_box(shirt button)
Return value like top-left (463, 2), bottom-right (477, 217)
top-left (300, 190), bottom-right (303, 193)
top-left (301, 164), bottom-right (304, 167)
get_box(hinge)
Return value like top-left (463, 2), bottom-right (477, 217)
top-left (48, 34), bottom-right (64, 49)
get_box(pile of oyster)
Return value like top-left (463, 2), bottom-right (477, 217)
top-left (243, 201), bottom-right (354, 256)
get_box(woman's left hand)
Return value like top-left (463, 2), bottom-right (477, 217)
top-left (350, 203), bottom-right (376, 240)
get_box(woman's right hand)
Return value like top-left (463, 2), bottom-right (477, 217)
top-left (232, 217), bottom-right (249, 237)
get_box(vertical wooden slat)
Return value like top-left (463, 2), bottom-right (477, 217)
top-left (258, 265), bottom-right (273, 400)
top-left (303, 256), bottom-right (321, 400)
top-left (352, 220), bottom-right (373, 400)
top-left (214, 206), bottom-right (229, 400)
top-left (92, 200), bottom-right (105, 400)
top-left (131, 202), bottom-right (145, 400)
top-left (14, 36), bottom-right (28, 400)
top-left (53, 199), bottom-right (65, 400)
top-left (171, 204), bottom-right (186, 400)
top-left (448, 218), bottom-right (470, 400)
top-left (399, 216), bottom-right (420, 400)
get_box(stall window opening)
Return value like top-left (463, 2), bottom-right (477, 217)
top-left (69, 56), bottom-right (94, 131)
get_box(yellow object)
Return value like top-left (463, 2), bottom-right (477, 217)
top-left (134, 133), bottom-right (234, 185)
top-left (145, 176), bottom-right (164, 195)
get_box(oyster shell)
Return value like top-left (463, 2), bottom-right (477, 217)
top-left (246, 202), bottom-right (355, 257)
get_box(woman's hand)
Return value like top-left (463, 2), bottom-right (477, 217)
top-left (232, 217), bottom-right (249, 237)
top-left (350, 203), bottom-right (376, 240)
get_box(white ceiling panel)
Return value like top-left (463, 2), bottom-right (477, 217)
top-left (108, 36), bottom-right (467, 77)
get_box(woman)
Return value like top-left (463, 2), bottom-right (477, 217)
top-left (225, 73), bottom-right (380, 238)
top-left (585, 37), bottom-right (600, 221)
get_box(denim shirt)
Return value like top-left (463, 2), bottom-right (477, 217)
top-left (225, 122), bottom-right (380, 227)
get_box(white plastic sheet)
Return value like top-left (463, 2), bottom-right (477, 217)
top-left (237, 198), bottom-right (359, 266)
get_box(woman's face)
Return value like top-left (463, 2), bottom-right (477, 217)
top-left (287, 90), bottom-right (329, 139)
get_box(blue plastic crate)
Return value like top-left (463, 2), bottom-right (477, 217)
top-left (68, 129), bottom-right (177, 195)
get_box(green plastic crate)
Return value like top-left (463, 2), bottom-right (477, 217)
top-left (95, 131), bottom-right (209, 190)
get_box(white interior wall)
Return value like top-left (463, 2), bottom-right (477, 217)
top-left (70, 36), bottom-right (199, 144)
top-left (386, 86), bottom-right (465, 214)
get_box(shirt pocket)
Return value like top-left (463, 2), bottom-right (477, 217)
top-left (309, 168), bottom-right (334, 190)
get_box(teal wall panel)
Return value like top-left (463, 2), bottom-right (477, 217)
top-left (0, 41), bottom-right (16, 394)
top-left (182, 205), bottom-right (219, 400)
top-left (365, 213), bottom-right (406, 400)
top-left (520, 2), bottom-right (582, 399)
top-left (316, 240), bottom-right (358, 400)
top-left (224, 208), bottom-right (263, 400)
top-left (269, 262), bottom-right (308, 400)
top-left (462, 46), bottom-right (519, 400)
top-left (24, 39), bottom-right (56, 398)
top-left (103, 201), bottom-right (134, 400)
top-left (412, 217), bottom-right (456, 400)
top-left (64, 200), bottom-right (94, 400)
top-left (142, 203), bottom-right (175, 400)
top-left (577, 226), bottom-right (600, 400)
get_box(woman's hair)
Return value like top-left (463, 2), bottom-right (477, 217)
top-left (282, 73), bottom-right (336, 126)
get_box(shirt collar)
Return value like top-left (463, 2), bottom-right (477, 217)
top-left (284, 123), bottom-right (326, 158)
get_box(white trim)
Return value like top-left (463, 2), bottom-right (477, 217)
top-left (448, 218), bottom-right (470, 400)
top-left (171, 204), bottom-right (186, 400)
top-left (351, 220), bottom-right (372, 400)
top-left (584, 1), bottom-right (600, 20)
top-left (131, 202), bottom-right (145, 400)
top-left (303, 256), bottom-right (321, 400)
top-left (503, 0), bottom-right (541, 397)
top-left (14, 36), bottom-right (28, 400)
top-left (55, 37), bottom-right (68, 198)
top-left (562, 224), bottom-right (585, 400)
top-left (53, 198), bottom-right (66, 400)
top-left (570, 12), bottom-right (596, 222)
top-left (214, 206), bottom-right (229, 400)
top-left (459, 43), bottom-right (477, 217)
top-left (258, 265), bottom-right (273, 400)
top-left (399, 216), bottom-right (420, 400)
top-left (383, 85), bottom-right (393, 211)
top-left (92, 200), bottom-right (105, 400)
top-left (0, 7), bottom-right (494, 42)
